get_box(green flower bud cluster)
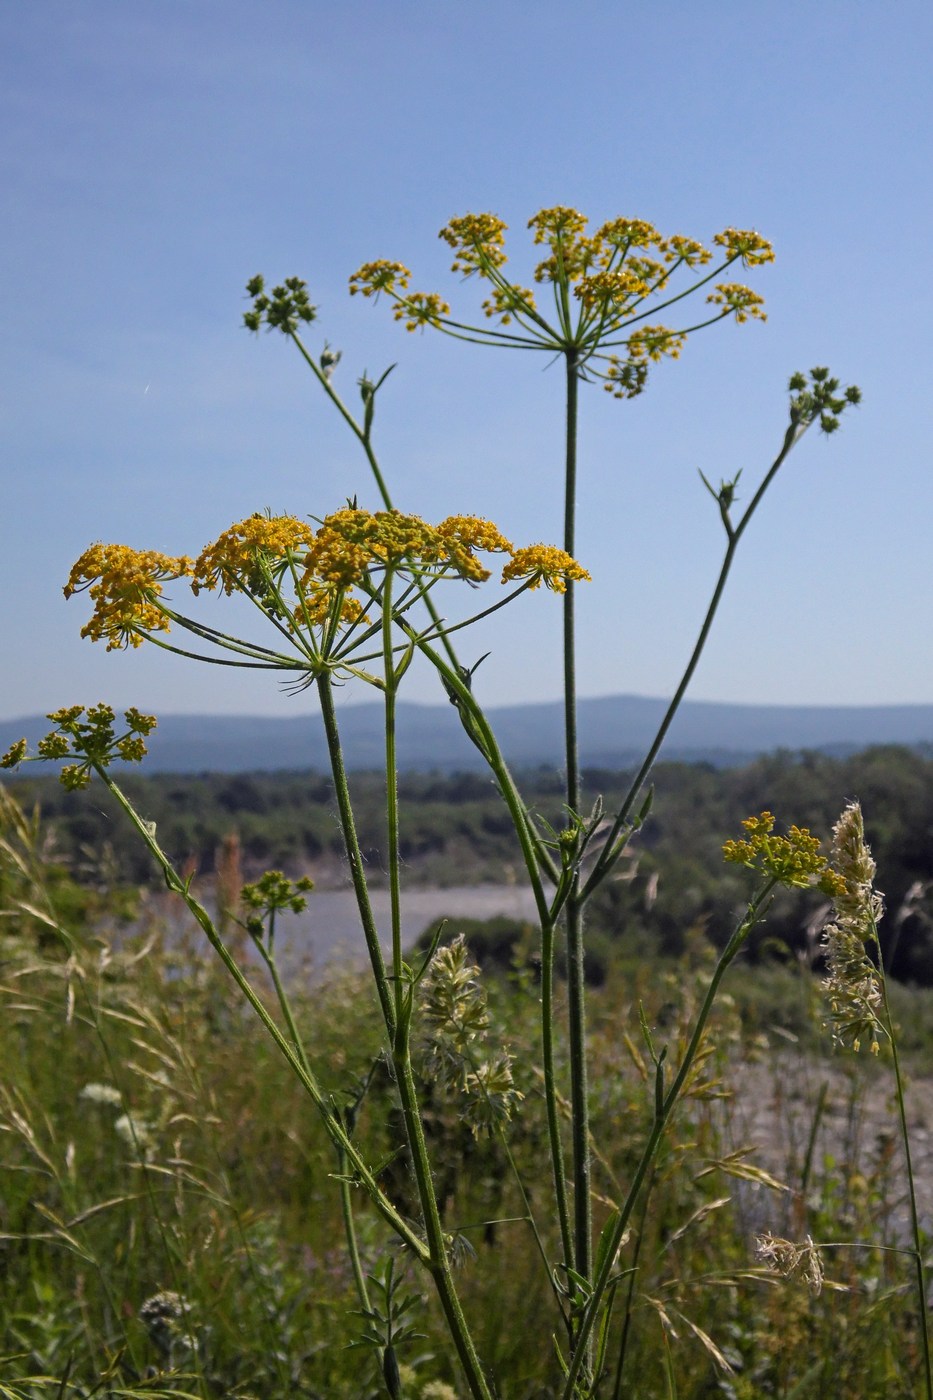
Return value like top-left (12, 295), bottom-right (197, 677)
top-left (1, 705), bottom-right (157, 789)
top-left (241, 869), bottom-right (314, 938)
top-left (788, 367), bottom-right (861, 435)
top-left (244, 274), bottom-right (317, 335)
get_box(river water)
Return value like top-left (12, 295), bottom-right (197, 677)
top-left (145, 882), bottom-right (540, 977)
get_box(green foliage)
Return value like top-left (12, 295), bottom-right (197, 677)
top-left (2, 790), bottom-right (931, 1397)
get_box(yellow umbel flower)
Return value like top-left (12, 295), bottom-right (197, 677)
top-left (501, 545), bottom-right (591, 593)
top-left (527, 206), bottom-right (589, 245)
top-left (574, 268), bottom-right (651, 312)
top-left (722, 810), bottom-right (842, 893)
top-left (438, 213), bottom-right (508, 276)
top-left (392, 291), bottom-right (451, 332)
top-left (348, 260), bottom-right (412, 298)
top-left (193, 513), bottom-right (316, 596)
top-left (65, 544), bottom-right (193, 650)
top-left (712, 228), bottom-right (775, 267)
top-left (627, 325), bottom-right (687, 363)
top-left (707, 283), bottom-right (767, 323)
top-left (481, 283), bottom-right (538, 325)
top-left (594, 216), bottom-right (665, 253)
top-left (662, 234), bottom-right (713, 267)
top-left (306, 509), bottom-right (518, 589)
top-left (437, 515), bottom-right (513, 559)
top-left (3, 704), bottom-right (159, 789)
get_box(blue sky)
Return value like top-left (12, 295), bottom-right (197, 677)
top-left (3, 0), bottom-right (931, 720)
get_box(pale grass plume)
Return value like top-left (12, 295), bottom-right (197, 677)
top-left (820, 800), bottom-right (886, 1053)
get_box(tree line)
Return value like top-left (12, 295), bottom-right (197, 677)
top-left (7, 744), bottom-right (933, 982)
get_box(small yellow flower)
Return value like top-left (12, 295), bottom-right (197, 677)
top-left (574, 268), bottom-right (650, 312)
top-left (627, 325), bottom-right (687, 363)
top-left (392, 291), bottom-right (451, 332)
top-left (723, 810), bottom-right (839, 891)
top-left (707, 282), bottom-right (767, 323)
top-left (348, 260), bottom-right (412, 298)
top-left (193, 514), bottom-right (315, 596)
top-left (595, 216), bottom-right (664, 252)
top-left (65, 544), bottom-right (193, 649)
top-left (0, 737), bottom-right (28, 769)
top-left (662, 234), bottom-right (713, 267)
top-left (712, 228), bottom-right (775, 267)
top-left (527, 206), bottom-right (589, 245)
top-left (481, 283), bottom-right (538, 324)
top-left (437, 515), bottom-right (513, 555)
top-left (502, 545), bottom-right (591, 593)
top-left (438, 213), bottom-right (508, 276)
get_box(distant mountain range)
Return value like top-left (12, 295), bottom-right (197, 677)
top-left (4, 695), bottom-right (933, 775)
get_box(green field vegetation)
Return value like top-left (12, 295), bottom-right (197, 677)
top-left (8, 743), bottom-right (933, 984)
top-left (2, 774), bottom-right (933, 1397)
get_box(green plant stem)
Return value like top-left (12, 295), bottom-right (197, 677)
top-left (391, 1032), bottom-right (494, 1400)
top-left (877, 940), bottom-right (933, 1400)
top-left (259, 936), bottom-right (373, 1323)
top-left (583, 418), bottom-right (805, 900)
top-left (338, 1146), bottom-right (372, 1315)
top-left (289, 330), bottom-right (461, 671)
top-left (382, 574), bottom-right (404, 1024)
top-left (560, 880), bottom-right (777, 1399)
top-left (316, 673), bottom-right (396, 1037)
top-left (404, 630), bottom-right (573, 1266)
top-left (611, 1168), bottom-right (656, 1400)
top-left (562, 349), bottom-right (592, 1304)
top-left (322, 598), bottom-right (491, 1397)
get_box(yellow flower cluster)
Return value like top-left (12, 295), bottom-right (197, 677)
top-left (194, 514), bottom-right (316, 595)
top-left (574, 268), bottom-right (651, 312)
top-left (706, 283), bottom-right (767, 323)
top-left (348, 260), bottom-right (412, 299)
top-left (64, 544), bottom-right (193, 650)
top-left (481, 283), bottom-right (538, 324)
top-left (712, 228), bottom-right (775, 267)
top-left (528, 206), bottom-right (590, 245)
top-left (722, 811), bottom-right (845, 893)
top-left (602, 325), bottom-right (686, 398)
top-left (628, 325), bottom-right (687, 362)
top-left (66, 510), bottom-right (588, 652)
top-left (351, 207), bottom-right (773, 351)
top-left (501, 545), bottom-right (592, 593)
top-left (306, 509), bottom-right (514, 589)
top-left (438, 213), bottom-right (508, 276)
top-left (392, 291), bottom-right (451, 332)
top-left (665, 234), bottom-right (713, 268)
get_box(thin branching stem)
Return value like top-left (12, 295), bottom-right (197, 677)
top-left (583, 417), bottom-right (806, 901)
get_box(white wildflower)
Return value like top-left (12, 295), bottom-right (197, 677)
top-left (80, 1082), bottom-right (122, 1107)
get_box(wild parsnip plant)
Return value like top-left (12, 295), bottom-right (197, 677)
top-left (8, 205), bottom-right (915, 1399)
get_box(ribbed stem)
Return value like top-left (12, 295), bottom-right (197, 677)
top-left (562, 350), bottom-right (591, 1301)
top-left (316, 673), bottom-right (395, 1037)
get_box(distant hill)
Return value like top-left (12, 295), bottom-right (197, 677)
top-left (5, 695), bottom-right (933, 774)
